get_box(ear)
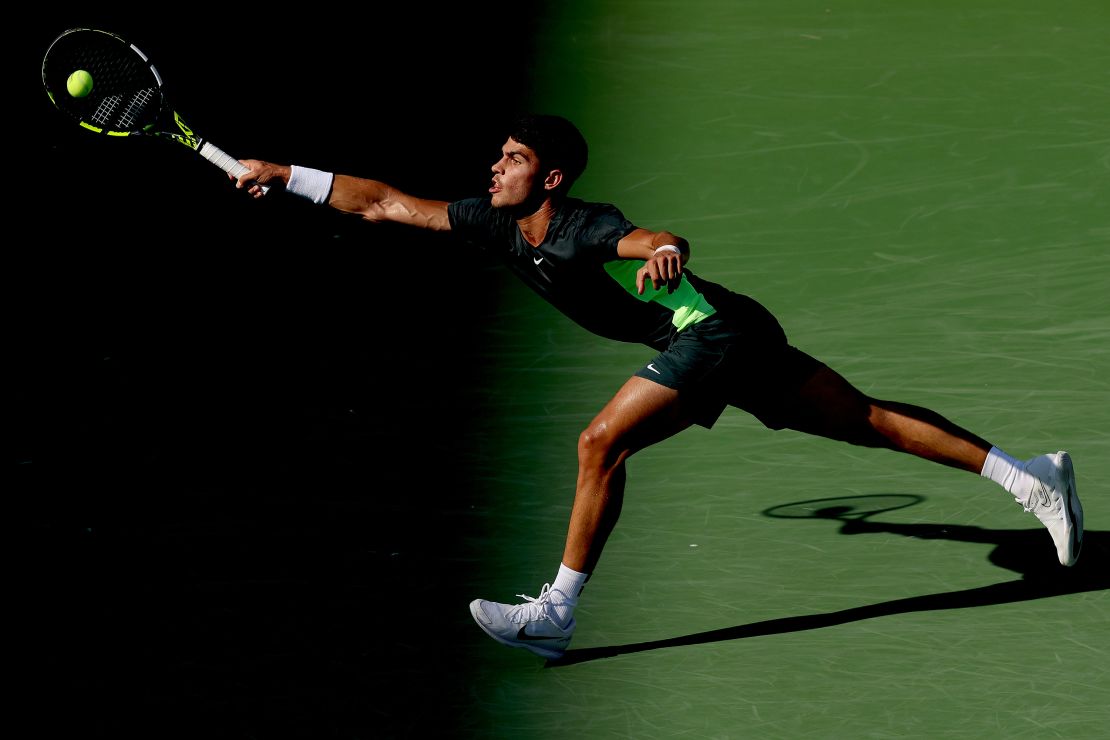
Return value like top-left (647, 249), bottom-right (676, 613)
top-left (543, 168), bottom-right (564, 191)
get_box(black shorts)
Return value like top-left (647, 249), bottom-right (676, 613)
top-left (633, 292), bottom-right (823, 429)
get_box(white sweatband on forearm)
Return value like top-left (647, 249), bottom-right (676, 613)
top-left (286, 165), bottom-right (334, 205)
top-left (654, 244), bottom-right (682, 255)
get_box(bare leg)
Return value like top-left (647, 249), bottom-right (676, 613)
top-left (562, 377), bottom-right (695, 573)
top-left (783, 366), bottom-right (992, 473)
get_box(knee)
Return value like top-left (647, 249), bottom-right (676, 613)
top-left (578, 421), bottom-right (622, 469)
top-left (817, 393), bottom-right (889, 447)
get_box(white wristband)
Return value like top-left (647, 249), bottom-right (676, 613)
top-left (287, 165), bottom-right (334, 205)
top-left (654, 244), bottom-right (681, 256)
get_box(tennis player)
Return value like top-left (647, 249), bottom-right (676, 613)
top-left (235, 114), bottom-right (1083, 660)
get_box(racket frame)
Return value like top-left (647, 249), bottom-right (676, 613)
top-left (43, 28), bottom-right (263, 189)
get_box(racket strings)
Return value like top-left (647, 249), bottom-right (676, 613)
top-left (119, 88), bottom-right (156, 130)
top-left (92, 95), bottom-right (122, 127)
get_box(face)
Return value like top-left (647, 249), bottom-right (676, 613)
top-left (489, 137), bottom-right (549, 209)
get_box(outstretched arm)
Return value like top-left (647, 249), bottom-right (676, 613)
top-left (234, 160), bottom-right (452, 231)
top-left (617, 228), bottom-right (690, 294)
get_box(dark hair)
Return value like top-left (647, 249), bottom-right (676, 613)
top-left (508, 114), bottom-right (589, 193)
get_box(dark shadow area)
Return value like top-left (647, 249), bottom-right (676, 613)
top-left (550, 495), bottom-right (1107, 667)
top-left (21, 7), bottom-right (545, 738)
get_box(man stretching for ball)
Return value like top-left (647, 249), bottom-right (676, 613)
top-left (234, 114), bottom-right (1083, 661)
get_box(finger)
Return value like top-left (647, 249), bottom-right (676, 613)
top-left (655, 263), bottom-right (668, 289)
top-left (636, 266), bottom-right (647, 295)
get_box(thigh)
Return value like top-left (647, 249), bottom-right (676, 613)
top-left (776, 364), bottom-right (876, 441)
top-left (588, 376), bottom-right (698, 456)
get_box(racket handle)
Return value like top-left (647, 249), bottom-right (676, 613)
top-left (198, 141), bottom-right (271, 194)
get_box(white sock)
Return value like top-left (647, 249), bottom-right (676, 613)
top-left (981, 446), bottom-right (1036, 503)
top-left (550, 563), bottom-right (588, 628)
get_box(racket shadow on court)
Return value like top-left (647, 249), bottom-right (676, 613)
top-left (549, 494), bottom-right (1108, 667)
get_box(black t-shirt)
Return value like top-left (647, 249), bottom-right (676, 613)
top-left (448, 197), bottom-right (719, 351)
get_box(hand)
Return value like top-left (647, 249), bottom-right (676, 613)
top-left (636, 249), bottom-right (684, 295)
top-left (230, 159), bottom-right (291, 199)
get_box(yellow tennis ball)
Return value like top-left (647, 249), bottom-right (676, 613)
top-left (67, 69), bottom-right (94, 98)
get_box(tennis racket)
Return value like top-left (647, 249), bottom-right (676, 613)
top-left (42, 27), bottom-right (266, 192)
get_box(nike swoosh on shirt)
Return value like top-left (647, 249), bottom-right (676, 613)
top-left (533, 256), bottom-right (544, 265)
top-left (647, 363), bottom-right (661, 374)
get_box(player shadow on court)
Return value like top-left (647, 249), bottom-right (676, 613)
top-left (550, 494), bottom-right (1107, 667)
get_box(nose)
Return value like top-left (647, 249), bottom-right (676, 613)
top-left (491, 156), bottom-right (505, 174)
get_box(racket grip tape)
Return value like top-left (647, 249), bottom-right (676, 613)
top-left (198, 141), bottom-right (270, 194)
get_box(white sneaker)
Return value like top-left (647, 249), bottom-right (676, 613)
top-left (1021, 451), bottom-right (1083, 566)
top-left (469, 584), bottom-right (575, 660)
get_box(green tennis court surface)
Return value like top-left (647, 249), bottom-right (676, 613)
top-left (31, 1), bottom-right (1106, 737)
top-left (450, 1), bottom-right (1108, 736)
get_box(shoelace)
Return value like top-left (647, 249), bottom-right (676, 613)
top-left (508, 583), bottom-right (556, 624)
